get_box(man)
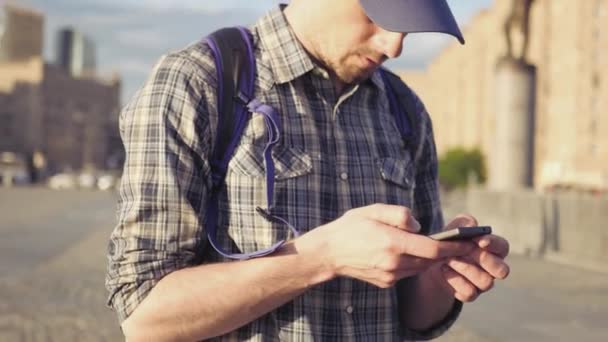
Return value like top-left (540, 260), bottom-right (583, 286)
top-left (106, 0), bottom-right (510, 341)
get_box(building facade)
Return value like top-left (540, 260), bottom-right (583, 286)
top-left (0, 4), bottom-right (43, 63)
top-left (56, 28), bottom-right (97, 78)
top-left (399, 0), bottom-right (608, 191)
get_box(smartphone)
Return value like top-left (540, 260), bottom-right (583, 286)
top-left (429, 226), bottom-right (492, 241)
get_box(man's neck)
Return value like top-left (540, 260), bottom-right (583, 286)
top-left (283, 4), bottom-right (347, 95)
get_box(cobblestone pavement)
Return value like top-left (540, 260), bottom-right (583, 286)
top-left (0, 188), bottom-right (122, 341)
top-left (1, 187), bottom-right (607, 341)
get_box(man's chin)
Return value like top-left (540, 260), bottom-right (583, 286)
top-left (337, 65), bottom-right (374, 83)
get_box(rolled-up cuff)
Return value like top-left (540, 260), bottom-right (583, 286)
top-left (401, 299), bottom-right (463, 341)
top-left (107, 278), bottom-right (159, 324)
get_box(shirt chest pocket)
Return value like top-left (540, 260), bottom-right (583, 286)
top-left (222, 142), bottom-right (313, 252)
top-left (377, 156), bottom-right (415, 189)
top-left (375, 155), bottom-right (416, 208)
top-left (228, 111), bottom-right (313, 180)
top-left (227, 142), bottom-right (313, 180)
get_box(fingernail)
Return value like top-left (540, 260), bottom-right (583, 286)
top-left (479, 238), bottom-right (490, 248)
top-left (498, 264), bottom-right (510, 279)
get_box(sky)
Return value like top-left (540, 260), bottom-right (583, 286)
top-left (13, 0), bottom-right (494, 101)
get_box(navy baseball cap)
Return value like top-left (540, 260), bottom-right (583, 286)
top-left (359, 0), bottom-right (465, 44)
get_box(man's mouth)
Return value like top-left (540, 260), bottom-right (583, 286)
top-left (361, 55), bottom-right (379, 68)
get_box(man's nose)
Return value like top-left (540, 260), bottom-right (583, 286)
top-left (375, 30), bottom-right (406, 59)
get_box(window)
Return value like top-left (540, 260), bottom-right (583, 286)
top-left (0, 112), bottom-right (14, 139)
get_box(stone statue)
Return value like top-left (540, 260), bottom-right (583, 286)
top-left (0, 7), bottom-right (6, 48)
top-left (504, 0), bottom-right (535, 62)
top-left (493, 1), bottom-right (538, 191)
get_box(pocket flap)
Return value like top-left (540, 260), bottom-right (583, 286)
top-left (377, 156), bottom-right (414, 189)
top-left (229, 143), bottom-right (312, 180)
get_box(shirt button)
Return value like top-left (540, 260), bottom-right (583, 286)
top-left (340, 172), bottom-right (349, 181)
top-left (346, 305), bottom-right (354, 314)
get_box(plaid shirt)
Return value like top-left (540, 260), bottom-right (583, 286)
top-left (106, 6), bottom-right (461, 341)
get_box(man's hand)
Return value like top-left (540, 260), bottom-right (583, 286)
top-left (430, 215), bottom-right (511, 302)
top-left (295, 204), bottom-right (475, 288)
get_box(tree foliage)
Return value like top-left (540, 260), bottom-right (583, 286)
top-left (438, 147), bottom-right (487, 190)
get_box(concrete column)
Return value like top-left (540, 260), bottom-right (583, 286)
top-left (490, 58), bottom-right (537, 190)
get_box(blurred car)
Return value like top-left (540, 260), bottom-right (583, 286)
top-left (78, 172), bottom-right (97, 189)
top-left (97, 174), bottom-right (117, 191)
top-left (47, 173), bottom-right (77, 190)
top-left (0, 152), bottom-right (30, 186)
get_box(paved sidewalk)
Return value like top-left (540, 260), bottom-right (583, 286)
top-left (1, 187), bottom-right (606, 341)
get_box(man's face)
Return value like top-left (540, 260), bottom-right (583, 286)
top-left (313, 0), bottom-right (407, 85)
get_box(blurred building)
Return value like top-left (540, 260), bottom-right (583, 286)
top-left (0, 4), bottom-right (43, 63)
top-left (399, 0), bottom-right (608, 191)
top-left (56, 27), bottom-right (97, 78)
top-left (0, 3), bottom-right (122, 180)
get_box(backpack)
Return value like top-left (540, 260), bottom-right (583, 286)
top-left (204, 27), bottom-right (422, 260)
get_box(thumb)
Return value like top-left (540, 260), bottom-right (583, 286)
top-left (351, 204), bottom-right (421, 233)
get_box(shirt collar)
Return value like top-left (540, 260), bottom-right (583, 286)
top-left (255, 6), bottom-right (315, 85)
top-left (369, 70), bottom-right (385, 90)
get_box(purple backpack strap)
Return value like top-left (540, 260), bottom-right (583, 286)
top-left (204, 27), bottom-right (299, 260)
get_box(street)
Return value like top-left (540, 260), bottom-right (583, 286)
top-left (0, 187), bottom-right (607, 341)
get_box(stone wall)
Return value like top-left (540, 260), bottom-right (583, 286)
top-left (458, 188), bottom-right (608, 273)
top-left (399, 0), bottom-right (608, 191)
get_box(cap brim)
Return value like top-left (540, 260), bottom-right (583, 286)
top-left (359, 0), bottom-right (465, 44)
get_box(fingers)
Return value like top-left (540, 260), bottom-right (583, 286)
top-left (438, 230), bottom-right (510, 303)
top-left (459, 245), bottom-right (510, 279)
top-left (444, 213), bottom-right (478, 231)
top-left (349, 256), bottom-right (435, 288)
top-left (443, 253), bottom-right (508, 302)
top-left (447, 258), bottom-right (495, 292)
top-left (375, 255), bottom-right (436, 273)
top-left (441, 265), bottom-right (480, 302)
top-left (474, 234), bottom-right (510, 259)
top-left (349, 204), bottom-right (421, 233)
top-left (396, 232), bottom-right (475, 260)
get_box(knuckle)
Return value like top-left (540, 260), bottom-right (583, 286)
top-left (400, 207), bottom-right (412, 221)
top-left (467, 214), bottom-right (479, 226)
top-left (381, 232), bottom-right (399, 249)
top-left (370, 280), bottom-right (385, 288)
top-left (460, 262), bottom-right (476, 274)
top-left (370, 203), bottom-right (384, 212)
top-left (380, 258), bottom-right (398, 271)
top-left (450, 259), bottom-right (466, 272)
top-left (459, 213), bottom-right (478, 227)
top-left (427, 244), bottom-right (441, 259)
top-left (460, 286), bottom-right (478, 302)
top-left (381, 273), bottom-right (398, 287)
top-left (361, 218), bottom-right (382, 233)
top-left (367, 219), bottom-right (381, 229)
top-left (344, 208), bottom-right (359, 218)
top-left (479, 277), bottom-right (494, 292)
